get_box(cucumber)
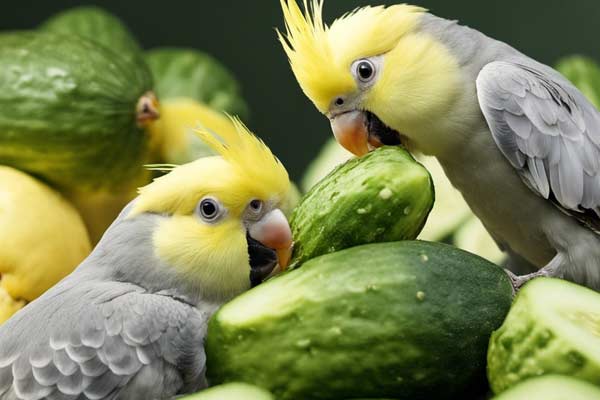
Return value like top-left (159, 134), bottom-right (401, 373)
top-left (492, 375), bottom-right (600, 400)
top-left (488, 278), bottom-right (600, 393)
top-left (145, 48), bottom-right (248, 118)
top-left (0, 31), bottom-right (155, 191)
top-left (39, 6), bottom-right (144, 69)
top-left (206, 241), bottom-right (513, 400)
top-left (180, 383), bottom-right (273, 400)
top-left (556, 56), bottom-right (600, 109)
top-left (0, 166), bottom-right (91, 323)
top-left (290, 146), bottom-right (434, 267)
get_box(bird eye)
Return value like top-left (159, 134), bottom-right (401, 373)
top-left (249, 199), bottom-right (263, 214)
top-left (356, 59), bottom-right (375, 82)
top-left (197, 197), bottom-right (221, 222)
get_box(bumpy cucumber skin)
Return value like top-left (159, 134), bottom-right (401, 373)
top-left (145, 48), bottom-right (248, 118)
top-left (207, 241), bottom-right (513, 400)
top-left (488, 278), bottom-right (600, 394)
top-left (0, 31), bottom-right (151, 191)
top-left (39, 6), bottom-right (145, 69)
top-left (290, 146), bottom-right (434, 267)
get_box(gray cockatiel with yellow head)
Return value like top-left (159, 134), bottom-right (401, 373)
top-left (0, 119), bottom-right (293, 399)
top-left (278, 0), bottom-right (600, 289)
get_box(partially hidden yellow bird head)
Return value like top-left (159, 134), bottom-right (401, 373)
top-left (130, 118), bottom-right (292, 301)
top-left (278, 0), bottom-right (461, 156)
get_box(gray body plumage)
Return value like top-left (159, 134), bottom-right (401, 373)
top-left (0, 204), bottom-right (220, 400)
top-left (415, 14), bottom-right (600, 287)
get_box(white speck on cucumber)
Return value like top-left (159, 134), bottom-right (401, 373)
top-left (420, 254), bottom-right (429, 263)
top-left (416, 291), bottom-right (426, 301)
top-left (46, 67), bottom-right (67, 78)
top-left (379, 187), bottom-right (393, 199)
top-left (329, 326), bottom-right (342, 335)
top-left (357, 208), bottom-right (367, 214)
top-left (403, 206), bottom-right (412, 215)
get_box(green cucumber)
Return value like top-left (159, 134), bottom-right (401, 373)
top-left (180, 383), bottom-right (273, 400)
top-left (145, 47), bottom-right (248, 118)
top-left (0, 31), bottom-right (155, 191)
top-left (488, 278), bottom-right (600, 393)
top-left (39, 6), bottom-right (144, 69)
top-left (206, 241), bottom-right (513, 400)
top-left (492, 375), bottom-right (600, 399)
top-left (290, 146), bottom-right (434, 267)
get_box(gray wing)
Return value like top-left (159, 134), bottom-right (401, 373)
top-left (0, 279), bottom-right (210, 400)
top-left (477, 61), bottom-right (600, 232)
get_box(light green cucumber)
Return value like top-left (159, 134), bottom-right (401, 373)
top-left (488, 277), bottom-right (600, 393)
top-left (492, 375), bottom-right (600, 399)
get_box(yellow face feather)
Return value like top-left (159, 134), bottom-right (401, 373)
top-left (278, 0), bottom-right (425, 112)
top-left (130, 118), bottom-right (290, 301)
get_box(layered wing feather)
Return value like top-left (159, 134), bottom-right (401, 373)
top-left (0, 279), bottom-right (209, 400)
top-left (477, 61), bottom-right (600, 232)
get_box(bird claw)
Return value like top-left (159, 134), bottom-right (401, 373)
top-left (504, 253), bottom-right (565, 296)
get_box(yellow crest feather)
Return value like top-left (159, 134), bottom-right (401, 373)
top-left (278, 0), bottom-right (425, 112)
top-left (131, 117), bottom-right (290, 217)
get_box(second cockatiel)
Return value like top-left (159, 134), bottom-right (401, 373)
top-left (0, 119), bottom-right (293, 399)
top-left (279, 1), bottom-right (600, 289)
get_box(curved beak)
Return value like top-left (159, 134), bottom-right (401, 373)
top-left (330, 111), bottom-right (370, 156)
top-left (248, 209), bottom-right (293, 270)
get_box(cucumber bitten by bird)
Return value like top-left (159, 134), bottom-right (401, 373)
top-left (0, 119), bottom-right (293, 399)
top-left (278, 0), bottom-right (600, 291)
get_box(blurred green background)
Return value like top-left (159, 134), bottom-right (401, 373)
top-left (1, 0), bottom-right (598, 179)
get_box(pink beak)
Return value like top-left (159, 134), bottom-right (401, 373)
top-left (248, 209), bottom-right (293, 270)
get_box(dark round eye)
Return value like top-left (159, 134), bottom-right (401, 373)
top-left (356, 60), bottom-right (375, 82)
top-left (249, 199), bottom-right (263, 213)
top-left (198, 198), bottom-right (220, 221)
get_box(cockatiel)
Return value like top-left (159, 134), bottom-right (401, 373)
top-left (0, 119), bottom-right (293, 400)
top-left (278, 0), bottom-right (600, 289)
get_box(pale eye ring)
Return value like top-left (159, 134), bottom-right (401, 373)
top-left (356, 59), bottom-right (375, 82)
top-left (197, 197), bottom-right (222, 222)
top-left (249, 199), bottom-right (263, 214)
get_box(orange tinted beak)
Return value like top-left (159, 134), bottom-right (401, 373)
top-left (249, 209), bottom-right (293, 270)
top-left (330, 111), bottom-right (370, 156)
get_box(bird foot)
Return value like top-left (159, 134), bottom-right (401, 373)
top-left (504, 253), bottom-right (565, 296)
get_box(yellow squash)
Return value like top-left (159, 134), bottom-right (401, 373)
top-left (0, 167), bottom-right (91, 323)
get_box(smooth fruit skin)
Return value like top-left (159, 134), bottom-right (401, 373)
top-left (0, 167), bottom-right (91, 323)
top-left (488, 277), bottom-right (600, 394)
top-left (145, 48), bottom-right (249, 119)
top-left (0, 31), bottom-right (152, 191)
top-left (290, 146), bottom-right (434, 267)
top-left (206, 241), bottom-right (513, 400)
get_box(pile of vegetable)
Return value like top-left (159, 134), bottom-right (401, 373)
top-left (3, 4), bottom-right (600, 399)
top-left (0, 6), bottom-right (248, 322)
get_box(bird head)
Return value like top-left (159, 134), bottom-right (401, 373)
top-left (126, 118), bottom-right (292, 301)
top-left (278, 0), bottom-right (461, 156)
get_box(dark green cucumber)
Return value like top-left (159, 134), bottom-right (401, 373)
top-left (145, 47), bottom-right (248, 118)
top-left (39, 6), bottom-right (144, 69)
top-left (488, 278), bottom-right (600, 393)
top-left (290, 146), bottom-right (434, 267)
top-left (0, 31), bottom-right (154, 191)
top-left (206, 241), bottom-right (513, 400)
